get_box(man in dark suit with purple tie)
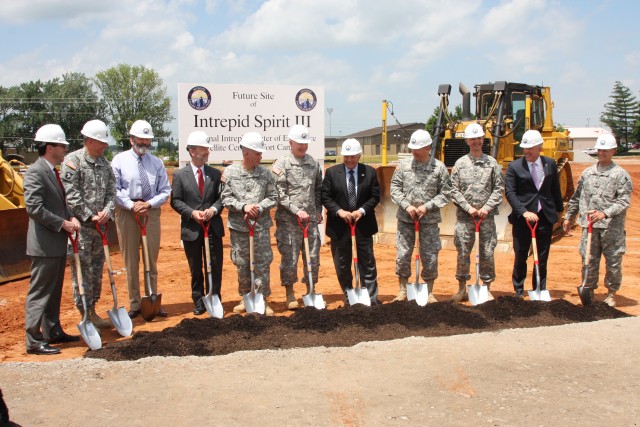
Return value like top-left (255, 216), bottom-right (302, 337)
top-left (505, 130), bottom-right (564, 298)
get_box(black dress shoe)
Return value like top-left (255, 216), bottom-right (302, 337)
top-left (128, 309), bottom-right (141, 319)
top-left (27, 344), bottom-right (61, 355)
top-left (193, 306), bottom-right (206, 315)
top-left (48, 332), bottom-right (80, 344)
top-left (514, 291), bottom-right (524, 299)
top-left (157, 308), bottom-right (168, 317)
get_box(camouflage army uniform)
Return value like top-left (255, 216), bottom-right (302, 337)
top-left (221, 163), bottom-right (277, 296)
top-left (450, 154), bottom-right (504, 283)
top-left (564, 161), bottom-right (632, 292)
top-left (61, 148), bottom-right (116, 308)
top-left (390, 158), bottom-right (452, 281)
top-left (272, 153), bottom-right (323, 287)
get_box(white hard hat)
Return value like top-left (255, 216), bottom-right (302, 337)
top-left (288, 124), bottom-right (311, 144)
top-left (407, 129), bottom-right (432, 149)
top-left (240, 132), bottom-right (265, 153)
top-left (340, 138), bottom-right (362, 155)
top-left (34, 124), bottom-right (68, 145)
top-left (81, 119), bottom-right (111, 144)
top-left (594, 133), bottom-right (617, 150)
top-left (129, 120), bottom-right (154, 139)
top-left (464, 123), bottom-right (484, 139)
top-left (520, 130), bottom-right (544, 148)
top-left (186, 130), bottom-right (212, 148)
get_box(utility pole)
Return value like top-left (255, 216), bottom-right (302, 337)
top-left (326, 107), bottom-right (333, 136)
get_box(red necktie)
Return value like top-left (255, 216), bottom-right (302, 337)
top-left (197, 168), bottom-right (204, 197)
top-left (53, 168), bottom-right (66, 199)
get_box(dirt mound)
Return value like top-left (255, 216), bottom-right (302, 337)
top-left (86, 297), bottom-right (628, 361)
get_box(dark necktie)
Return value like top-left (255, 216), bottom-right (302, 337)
top-left (197, 168), bottom-right (204, 197)
top-left (138, 156), bottom-right (152, 201)
top-left (348, 169), bottom-right (357, 210)
top-left (53, 168), bottom-right (66, 200)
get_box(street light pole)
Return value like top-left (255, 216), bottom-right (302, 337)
top-left (326, 107), bottom-right (333, 136)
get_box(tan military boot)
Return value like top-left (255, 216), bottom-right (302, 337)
top-left (285, 285), bottom-right (299, 310)
top-left (485, 282), bottom-right (495, 301)
top-left (450, 279), bottom-right (467, 303)
top-left (426, 280), bottom-right (438, 303)
top-left (233, 300), bottom-right (246, 313)
top-left (392, 277), bottom-right (408, 302)
top-left (264, 300), bottom-right (275, 316)
top-left (604, 292), bottom-right (616, 307)
top-left (87, 307), bottom-right (111, 329)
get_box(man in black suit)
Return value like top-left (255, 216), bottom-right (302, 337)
top-left (506, 130), bottom-right (564, 298)
top-left (322, 138), bottom-right (381, 304)
top-left (24, 124), bottom-right (81, 355)
top-left (170, 131), bottom-right (224, 315)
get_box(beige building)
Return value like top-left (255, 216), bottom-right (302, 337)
top-left (327, 123), bottom-right (425, 157)
top-left (567, 127), bottom-right (609, 151)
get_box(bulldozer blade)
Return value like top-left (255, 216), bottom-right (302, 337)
top-left (243, 291), bottom-right (265, 315)
top-left (467, 284), bottom-right (489, 306)
top-left (406, 282), bottom-right (428, 306)
top-left (302, 292), bottom-right (326, 310)
top-left (347, 287), bottom-right (370, 306)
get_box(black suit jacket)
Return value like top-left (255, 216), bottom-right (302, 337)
top-left (505, 156), bottom-right (564, 225)
top-left (321, 163), bottom-right (380, 239)
top-left (170, 164), bottom-right (225, 241)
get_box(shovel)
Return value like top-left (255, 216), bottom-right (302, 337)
top-left (298, 217), bottom-right (325, 309)
top-left (467, 216), bottom-right (489, 306)
top-left (406, 219), bottom-right (429, 306)
top-left (526, 219), bottom-right (551, 302)
top-left (577, 217), bottom-right (594, 306)
top-left (200, 219), bottom-right (224, 318)
top-left (135, 214), bottom-right (162, 321)
top-left (242, 216), bottom-right (265, 314)
top-left (68, 231), bottom-right (102, 350)
top-left (96, 222), bottom-right (132, 337)
top-left (346, 221), bottom-right (371, 306)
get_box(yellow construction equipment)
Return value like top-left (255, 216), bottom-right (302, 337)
top-left (375, 81), bottom-right (574, 248)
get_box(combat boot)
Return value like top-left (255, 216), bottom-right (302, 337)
top-left (233, 300), bottom-right (246, 313)
top-left (604, 292), bottom-right (616, 307)
top-left (285, 285), bottom-right (299, 310)
top-left (87, 307), bottom-right (111, 329)
top-left (450, 279), bottom-right (467, 303)
top-left (426, 280), bottom-right (438, 303)
top-left (485, 282), bottom-right (495, 301)
top-left (264, 299), bottom-right (274, 316)
top-left (392, 277), bottom-right (408, 302)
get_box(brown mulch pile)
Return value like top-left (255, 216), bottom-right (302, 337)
top-left (86, 297), bottom-right (629, 362)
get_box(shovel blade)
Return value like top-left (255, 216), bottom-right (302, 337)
top-left (141, 293), bottom-right (162, 321)
top-left (203, 294), bottom-right (224, 319)
top-left (406, 283), bottom-right (429, 306)
top-left (577, 285), bottom-right (593, 306)
top-left (77, 320), bottom-right (102, 351)
top-left (527, 289), bottom-right (551, 302)
top-left (347, 287), bottom-right (371, 306)
top-left (107, 307), bottom-right (133, 337)
top-left (467, 284), bottom-right (489, 306)
top-left (302, 292), bottom-right (326, 310)
top-left (243, 292), bottom-right (265, 314)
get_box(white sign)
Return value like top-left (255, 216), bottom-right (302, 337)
top-left (178, 83), bottom-right (325, 165)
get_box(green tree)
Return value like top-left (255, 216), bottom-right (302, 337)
top-left (600, 81), bottom-right (638, 150)
top-left (425, 104), bottom-right (471, 132)
top-left (94, 64), bottom-right (172, 150)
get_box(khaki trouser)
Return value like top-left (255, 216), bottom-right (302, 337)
top-left (115, 205), bottom-right (161, 310)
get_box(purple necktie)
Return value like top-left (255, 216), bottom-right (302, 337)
top-left (530, 162), bottom-right (541, 211)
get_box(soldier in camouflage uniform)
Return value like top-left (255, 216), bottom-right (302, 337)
top-left (272, 125), bottom-right (323, 310)
top-left (61, 120), bottom-right (116, 329)
top-left (563, 134), bottom-right (632, 307)
top-left (450, 123), bottom-right (504, 302)
top-left (390, 129), bottom-right (452, 303)
top-left (221, 132), bottom-right (278, 315)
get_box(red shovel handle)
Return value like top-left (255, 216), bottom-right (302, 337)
top-left (135, 214), bottom-right (148, 236)
top-left (473, 216), bottom-right (483, 232)
top-left (413, 219), bottom-right (420, 232)
top-left (297, 216), bottom-right (310, 238)
top-left (349, 221), bottom-right (357, 236)
top-left (587, 216), bottom-right (593, 233)
top-left (200, 219), bottom-right (210, 238)
top-left (526, 218), bottom-right (538, 237)
top-left (95, 222), bottom-right (108, 245)
top-left (244, 215), bottom-right (256, 237)
top-left (67, 230), bottom-right (79, 253)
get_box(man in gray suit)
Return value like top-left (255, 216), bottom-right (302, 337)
top-left (24, 124), bottom-right (80, 355)
top-left (170, 131), bottom-right (224, 315)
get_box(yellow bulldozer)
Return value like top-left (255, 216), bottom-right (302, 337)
top-left (375, 81), bottom-right (574, 249)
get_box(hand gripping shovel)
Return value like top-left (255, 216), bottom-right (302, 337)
top-left (68, 231), bottom-right (102, 350)
top-left (200, 219), bottom-right (224, 318)
top-left (298, 217), bottom-right (325, 309)
top-left (135, 214), bottom-right (162, 321)
top-left (467, 216), bottom-right (489, 306)
top-left (526, 219), bottom-right (551, 302)
top-left (242, 216), bottom-right (266, 314)
top-left (406, 219), bottom-right (429, 306)
top-left (96, 223), bottom-right (132, 337)
top-left (577, 217), bottom-right (594, 306)
top-left (346, 221), bottom-right (371, 306)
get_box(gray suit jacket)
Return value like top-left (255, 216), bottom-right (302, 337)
top-left (24, 157), bottom-right (72, 257)
top-left (170, 164), bottom-right (225, 241)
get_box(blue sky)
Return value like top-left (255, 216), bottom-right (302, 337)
top-left (1, 0), bottom-right (638, 138)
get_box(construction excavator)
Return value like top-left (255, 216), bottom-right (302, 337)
top-left (375, 81), bottom-right (574, 248)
